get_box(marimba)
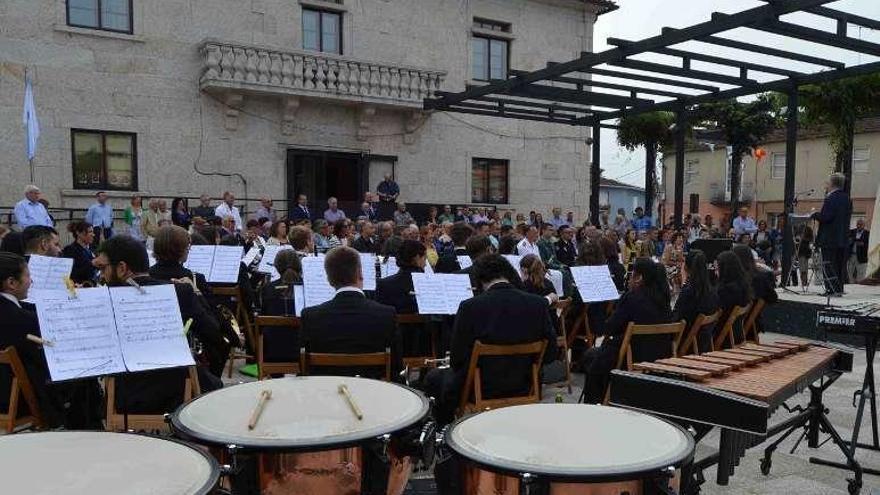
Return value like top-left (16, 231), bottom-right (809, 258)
top-left (609, 339), bottom-right (863, 495)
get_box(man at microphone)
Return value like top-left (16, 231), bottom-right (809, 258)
top-left (811, 173), bottom-right (852, 296)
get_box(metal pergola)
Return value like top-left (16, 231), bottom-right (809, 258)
top-left (424, 0), bottom-right (880, 285)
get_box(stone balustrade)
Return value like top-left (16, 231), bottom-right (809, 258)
top-left (200, 39), bottom-right (446, 109)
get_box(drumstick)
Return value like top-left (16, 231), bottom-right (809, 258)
top-left (338, 384), bottom-right (363, 420)
top-left (247, 390), bottom-right (272, 430)
top-left (26, 334), bottom-right (54, 347)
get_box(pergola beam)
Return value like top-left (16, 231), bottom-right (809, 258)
top-left (511, 69), bottom-right (695, 99)
top-left (807, 6), bottom-right (880, 31)
top-left (698, 35), bottom-right (845, 69)
top-left (753, 18), bottom-right (880, 57)
top-left (438, 92), bottom-right (596, 115)
top-left (610, 59), bottom-right (758, 87)
top-left (506, 84), bottom-right (654, 109)
top-left (584, 66), bottom-right (721, 92)
top-left (448, 101), bottom-right (583, 121)
top-left (445, 106), bottom-right (582, 125)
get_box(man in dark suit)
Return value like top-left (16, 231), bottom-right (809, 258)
top-left (93, 235), bottom-right (223, 414)
top-left (435, 223), bottom-right (474, 273)
top-left (849, 219), bottom-right (870, 282)
top-left (555, 225), bottom-right (578, 267)
top-left (812, 173), bottom-right (852, 295)
top-left (301, 246), bottom-right (401, 378)
top-left (352, 221), bottom-right (379, 254)
top-left (424, 254), bottom-right (557, 425)
top-left (290, 194), bottom-right (312, 222)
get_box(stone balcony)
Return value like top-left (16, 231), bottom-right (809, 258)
top-left (199, 39), bottom-right (446, 137)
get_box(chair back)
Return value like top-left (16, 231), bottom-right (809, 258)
top-left (678, 310), bottom-right (722, 356)
top-left (255, 315), bottom-right (301, 380)
top-left (615, 321), bottom-right (687, 371)
top-left (458, 340), bottom-right (547, 416)
top-left (105, 366), bottom-right (200, 433)
top-left (742, 299), bottom-right (766, 344)
top-left (395, 314), bottom-right (437, 369)
top-left (713, 303), bottom-right (752, 350)
top-left (0, 347), bottom-right (43, 433)
top-left (212, 285), bottom-right (255, 350)
top-left (299, 347), bottom-right (392, 381)
top-left (551, 298), bottom-right (573, 393)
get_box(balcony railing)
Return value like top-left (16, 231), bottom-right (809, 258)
top-left (200, 40), bottom-right (446, 109)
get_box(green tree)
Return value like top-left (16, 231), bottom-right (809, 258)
top-left (616, 111), bottom-right (676, 217)
top-left (694, 95), bottom-right (782, 218)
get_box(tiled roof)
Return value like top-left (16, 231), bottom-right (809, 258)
top-left (601, 177), bottom-right (644, 191)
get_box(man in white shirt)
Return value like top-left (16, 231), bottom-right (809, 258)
top-left (323, 197), bottom-right (347, 224)
top-left (214, 191), bottom-right (243, 232)
top-left (732, 207), bottom-right (758, 238)
top-left (14, 185), bottom-right (53, 229)
top-left (516, 225), bottom-right (541, 257)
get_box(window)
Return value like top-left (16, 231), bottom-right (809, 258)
top-left (472, 36), bottom-right (508, 81)
top-left (302, 9), bottom-right (341, 54)
top-left (474, 18), bottom-right (511, 33)
top-left (67, 0), bottom-right (133, 34)
top-left (771, 152), bottom-right (786, 179)
top-left (853, 147), bottom-right (870, 173)
top-left (684, 159), bottom-right (699, 185)
top-left (72, 130), bottom-right (137, 191)
top-left (472, 158), bottom-right (509, 204)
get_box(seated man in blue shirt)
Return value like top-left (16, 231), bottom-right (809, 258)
top-left (14, 185), bottom-right (53, 229)
top-left (732, 207), bottom-right (758, 238)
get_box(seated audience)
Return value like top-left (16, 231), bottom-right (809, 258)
top-left (289, 225), bottom-right (315, 257)
top-left (673, 250), bottom-right (720, 353)
top-left (61, 221), bottom-right (98, 286)
top-left (351, 221), bottom-right (378, 254)
top-left (266, 220), bottom-right (290, 246)
top-left (435, 223), bottom-right (474, 273)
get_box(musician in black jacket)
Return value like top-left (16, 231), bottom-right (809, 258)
top-left (581, 258), bottom-right (673, 404)
top-left (715, 250), bottom-right (753, 346)
top-left (812, 173), bottom-right (852, 295)
top-left (61, 221), bottom-right (98, 285)
top-left (424, 254), bottom-right (557, 425)
top-left (554, 226), bottom-right (578, 267)
top-left (149, 226), bottom-right (211, 296)
top-left (435, 223), bottom-right (474, 273)
top-left (376, 240), bottom-right (425, 314)
top-left (94, 235), bottom-right (223, 414)
top-left (260, 249), bottom-right (302, 316)
top-left (673, 250), bottom-right (719, 353)
top-left (301, 247), bottom-right (401, 378)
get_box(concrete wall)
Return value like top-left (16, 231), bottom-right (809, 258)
top-left (0, 0), bottom-right (596, 220)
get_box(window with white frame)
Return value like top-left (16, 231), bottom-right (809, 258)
top-left (771, 152), bottom-right (786, 179)
top-left (302, 8), bottom-right (341, 54)
top-left (853, 147), bottom-right (870, 173)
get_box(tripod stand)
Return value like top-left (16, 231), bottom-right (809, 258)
top-left (782, 212), bottom-right (814, 295)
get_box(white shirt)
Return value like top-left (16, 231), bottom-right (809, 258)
top-left (214, 203), bottom-right (243, 232)
top-left (335, 286), bottom-right (364, 296)
top-left (0, 292), bottom-right (22, 308)
top-left (516, 238), bottom-right (540, 257)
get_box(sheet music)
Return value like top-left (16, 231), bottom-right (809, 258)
top-left (183, 246), bottom-right (215, 278)
top-left (360, 253), bottom-right (377, 291)
top-left (547, 269), bottom-right (564, 295)
top-left (241, 246), bottom-right (260, 266)
top-left (570, 265), bottom-right (620, 302)
top-left (301, 256), bottom-right (335, 309)
top-left (148, 251), bottom-right (157, 267)
top-left (209, 246), bottom-right (243, 283)
top-left (33, 286), bottom-right (127, 382)
top-left (293, 284), bottom-right (305, 317)
top-left (424, 262), bottom-right (434, 275)
top-left (456, 255), bottom-right (472, 270)
top-left (28, 255), bottom-right (73, 291)
top-left (110, 284), bottom-right (195, 372)
top-left (502, 255), bottom-right (523, 271)
top-left (411, 273), bottom-right (474, 315)
top-left (257, 245), bottom-right (294, 280)
top-left (380, 257), bottom-right (399, 278)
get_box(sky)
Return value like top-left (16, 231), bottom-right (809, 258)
top-left (591, 0), bottom-right (880, 187)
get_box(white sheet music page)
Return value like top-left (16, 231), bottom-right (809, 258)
top-left (502, 255), bottom-right (523, 272)
top-left (301, 256), bottom-right (335, 309)
top-left (380, 257), bottom-right (400, 278)
top-left (456, 256), bottom-right (472, 270)
top-left (183, 245), bottom-right (215, 278)
top-left (411, 272), bottom-right (448, 315)
top-left (293, 284), bottom-right (305, 317)
top-left (241, 246), bottom-right (260, 266)
top-left (28, 255), bottom-right (73, 291)
top-left (570, 265), bottom-right (620, 302)
top-left (257, 245), bottom-right (293, 280)
top-left (209, 246), bottom-right (243, 283)
top-left (360, 253), bottom-right (377, 291)
top-left (442, 274), bottom-right (474, 314)
top-left (33, 286), bottom-right (126, 382)
top-left (547, 269), bottom-right (564, 295)
top-left (110, 284), bottom-right (195, 372)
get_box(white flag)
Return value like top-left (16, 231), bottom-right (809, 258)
top-left (22, 75), bottom-right (40, 161)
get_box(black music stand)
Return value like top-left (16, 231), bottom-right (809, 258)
top-left (688, 239), bottom-right (732, 264)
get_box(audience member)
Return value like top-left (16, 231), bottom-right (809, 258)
top-left (214, 191), bottom-right (243, 232)
top-left (14, 185), bottom-right (53, 229)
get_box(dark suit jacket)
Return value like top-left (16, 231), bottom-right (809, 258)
top-left (290, 205), bottom-right (312, 222)
top-left (352, 236), bottom-right (379, 254)
top-left (449, 283), bottom-right (557, 399)
top-left (851, 228), bottom-right (871, 263)
top-left (149, 260), bottom-right (211, 297)
top-left (61, 242), bottom-right (97, 285)
top-left (261, 279), bottom-right (299, 317)
top-left (752, 269), bottom-right (778, 305)
top-left (435, 248), bottom-right (468, 274)
top-left (813, 189), bottom-right (852, 248)
top-left (603, 288), bottom-right (673, 363)
top-left (717, 280), bottom-right (751, 345)
top-left (555, 240), bottom-right (577, 267)
top-left (301, 291), bottom-right (401, 378)
top-left (376, 266), bottom-right (421, 314)
top-left (673, 282), bottom-right (720, 353)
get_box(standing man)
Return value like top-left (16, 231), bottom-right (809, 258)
top-left (85, 191), bottom-right (114, 246)
top-left (290, 193), bottom-right (312, 222)
top-left (630, 206), bottom-right (652, 235)
top-left (192, 194), bottom-right (214, 219)
top-left (376, 173), bottom-right (400, 221)
top-left (214, 191), bottom-right (243, 232)
top-left (14, 185), bottom-right (53, 229)
top-left (732, 207), bottom-right (758, 238)
top-left (812, 173), bottom-right (852, 296)
top-left (393, 202), bottom-right (414, 227)
top-left (252, 196), bottom-right (276, 223)
top-left (849, 218), bottom-right (870, 282)
top-left (548, 207), bottom-right (567, 229)
top-left (323, 197), bottom-right (347, 224)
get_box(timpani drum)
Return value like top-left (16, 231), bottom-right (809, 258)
top-left (443, 404), bottom-right (694, 494)
top-left (0, 431), bottom-right (219, 495)
top-left (170, 376), bottom-right (432, 495)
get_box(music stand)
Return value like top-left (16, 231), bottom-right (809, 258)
top-left (689, 239), bottom-right (732, 264)
top-left (783, 213), bottom-right (814, 295)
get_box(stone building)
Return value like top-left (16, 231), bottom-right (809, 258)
top-left (660, 118), bottom-right (880, 228)
top-left (1, 0), bottom-right (616, 220)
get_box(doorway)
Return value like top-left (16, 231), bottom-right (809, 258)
top-left (287, 149), bottom-right (368, 218)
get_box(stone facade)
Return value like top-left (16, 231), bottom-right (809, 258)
top-left (0, 0), bottom-right (603, 219)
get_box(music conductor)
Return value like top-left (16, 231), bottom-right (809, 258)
top-left (811, 173), bottom-right (852, 297)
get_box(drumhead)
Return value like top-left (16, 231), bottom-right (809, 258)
top-left (0, 431), bottom-right (218, 495)
top-left (172, 376), bottom-right (429, 450)
top-left (447, 404), bottom-right (694, 480)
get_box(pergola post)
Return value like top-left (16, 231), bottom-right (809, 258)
top-left (645, 139), bottom-right (656, 218)
top-left (674, 110), bottom-right (686, 228)
top-left (781, 87), bottom-right (799, 286)
top-left (590, 122), bottom-right (601, 226)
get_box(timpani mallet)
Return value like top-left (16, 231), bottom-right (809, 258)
top-left (247, 390), bottom-right (272, 430)
top-left (338, 384), bottom-right (363, 420)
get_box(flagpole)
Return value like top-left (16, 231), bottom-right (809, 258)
top-left (29, 158), bottom-right (35, 183)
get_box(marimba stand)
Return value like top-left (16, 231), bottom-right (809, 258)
top-left (811, 332), bottom-right (880, 487)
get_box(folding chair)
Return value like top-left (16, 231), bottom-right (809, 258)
top-left (214, 286), bottom-right (256, 377)
top-left (0, 347), bottom-right (44, 433)
top-left (105, 366), bottom-right (201, 433)
top-left (604, 321), bottom-right (686, 404)
top-left (742, 299), bottom-right (766, 345)
top-left (457, 340), bottom-right (547, 417)
top-left (255, 315), bottom-right (301, 380)
top-left (299, 347), bottom-right (392, 381)
top-left (395, 314), bottom-right (437, 370)
top-left (552, 298), bottom-right (574, 393)
top-left (678, 310), bottom-right (722, 356)
top-left (713, 303), bottom-right (752, 351)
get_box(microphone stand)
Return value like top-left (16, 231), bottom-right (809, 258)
top-left (781, 191), bottom-right (810, 296)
